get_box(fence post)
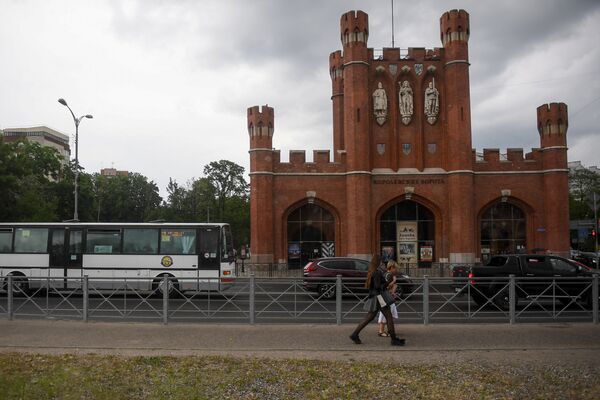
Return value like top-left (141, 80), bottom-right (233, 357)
top-left (83, 275), bottom-right (89, 323)
top-left (509, 275), bottom-right (516, 325)
top-left (593, 274), bottom-right (598, 325)
top-left (7, 275), bottom-right (13, 321)
top-left (336, 275), bottom-right (342, 325)
top-left (162, 275), bottom-right (169, 325)
top-left (249, 274), bottom-right (255, 324)
top-left (423, 276), bottom-right (429, 325)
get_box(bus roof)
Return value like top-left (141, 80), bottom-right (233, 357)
top-left (0, 222), bottom-right (230, 228)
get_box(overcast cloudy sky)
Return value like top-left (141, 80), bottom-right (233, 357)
top-left (1, 0), bottom-right (599, 198)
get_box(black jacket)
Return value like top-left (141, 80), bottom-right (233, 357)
top-left (367, 268), bottom-right (388, 298)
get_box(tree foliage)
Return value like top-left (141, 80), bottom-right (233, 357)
top-left (0, 140), bottom-right (63, 221)
top-left (0, 138), bottom-right (249, 250)
top-left (569, 168), bottom-right (600, 220)
top-left (203, 160), bottom-right (248, 221)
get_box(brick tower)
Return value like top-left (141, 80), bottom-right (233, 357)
top-left (440, 10), bottom-right (476, 262)
top-left (538, 102), bottom-right (570, 254)
top-left (247, 105), bottom-right (275, 263)
top-left (340, 10), bottom-right (373, 259)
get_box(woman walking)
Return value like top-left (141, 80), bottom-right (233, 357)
top-left (350, 254), bottom-right (406, 346)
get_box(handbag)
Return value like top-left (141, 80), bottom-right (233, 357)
top-left (376, 290), bottom-right (395, 308)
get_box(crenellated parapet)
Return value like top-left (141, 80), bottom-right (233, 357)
top-left (272, 150), bottom-right (346, 174)
top-left (371, 47), bottom-right (444, 62)
top-left (473, 147), bottom-right (543, 172)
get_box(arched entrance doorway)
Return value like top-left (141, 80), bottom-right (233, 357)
top-left (480, 201), bottom-right (526, 263)
top-left (379, 200), bottom-right (435, 267)
top-left (287, 203), bottom-right (335, 268)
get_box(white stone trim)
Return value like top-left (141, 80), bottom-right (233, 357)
top-left (444, 60), bottom-right (470, 67)
top-left (250, 168), bottom-right (570, 177)
top-left (343, 61), bottom-right (370, 67)
top-left (541, 146), bottom-right (568, 151)
top-left (248, 148), bottom-right (274, 153)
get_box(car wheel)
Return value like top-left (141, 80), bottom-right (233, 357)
top-left (493, 287), bottom-right (515, 311)
top-left (471, 291), bottom-right (487, 308)
top-left (318, 284), bottom-right (335, 299)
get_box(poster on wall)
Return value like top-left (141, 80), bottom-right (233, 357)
top-left (381, 246), bottom-right (394, 262)
top-left (420, 245), bottom-right (433, 262)
top-left (397, 221), bottom-right (418, 264)
top-left (288, 243), bottom-right (300, 260)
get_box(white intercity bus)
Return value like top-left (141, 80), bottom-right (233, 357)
top-left (0, 222), bottom-right (235, 294)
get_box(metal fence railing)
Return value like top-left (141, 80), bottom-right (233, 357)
top-left (1, 275), bottom-right (598, 325)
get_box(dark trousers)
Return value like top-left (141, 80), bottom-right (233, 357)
top-left (352, 305), bottom-right (396, 337)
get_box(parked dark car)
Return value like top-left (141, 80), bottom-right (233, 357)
top-left (572, 252), bottom-right (599, 269)
top-left (469, 254), bottom-right (600, 310)
top-left (302, 257), bottom-right (413, 299)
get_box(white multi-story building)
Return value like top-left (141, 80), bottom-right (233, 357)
top-left (0, 126), bottom-right (70, 164)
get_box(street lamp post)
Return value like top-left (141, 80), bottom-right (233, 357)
top-left (58, 98), bottom-right (93, 221)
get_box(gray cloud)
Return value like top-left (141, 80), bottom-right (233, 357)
top-left (1, 0), bottom-right (598, 200)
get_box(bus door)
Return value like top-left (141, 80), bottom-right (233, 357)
top-left (199, 227), bottom-right (220, 290)
top-left (49, 228), bottom-right (67, 288)
top-left (65, 228), bottom-right (83, 289)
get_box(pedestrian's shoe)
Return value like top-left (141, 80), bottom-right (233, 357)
top-left (349, 333), bottom-right (362, 344)
top-left (390, 336), bottom-right (406, 346)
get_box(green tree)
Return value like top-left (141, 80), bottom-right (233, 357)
top-left (162, 161), bottom-right (250, 248)
top-left (203, 160), bottom-right (248, 220)
top-left (0, 139), bottom-right (63, 221)
top-left (569, 168), bottom-right (600, 220)
top-left (95, 173), bottom-right (162, 222)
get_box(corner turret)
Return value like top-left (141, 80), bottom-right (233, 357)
top-left (329, 50), bottom-right (344, 160)
top-left (440, 9), bottom-right (469, 61)
top-left (537, 102), bottom-right (568, 148)
top-left (340, 10), bottom-right (369, 62)
top-left (248, 105), bottom-right (274, 150)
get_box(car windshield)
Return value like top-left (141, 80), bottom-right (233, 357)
top-left (487, 256), bottom-right (508, 267)
top-left (569, 259), bottom-right (592, 271)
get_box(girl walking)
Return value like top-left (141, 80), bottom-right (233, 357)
top-left (349, 254), bottom-right (405, 346)
top-left (377, 261), bottom-right (399, 337)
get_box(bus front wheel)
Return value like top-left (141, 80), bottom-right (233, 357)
top-left (153, 275), bottom-right (179, 297)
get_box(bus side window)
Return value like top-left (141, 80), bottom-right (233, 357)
top-left (123, 229), bottom-right (159, 254)
top-left (14, 228), bottom-right (49, 253)
top-left (0, 228), bottom-right (13, 253)
top-left (160, 229), bottom-right (196, 255)
top-left (86, 230), bottom-right (122, 254)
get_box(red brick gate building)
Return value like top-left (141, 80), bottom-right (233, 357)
top-left (247, 9), bottom-right (569, 267)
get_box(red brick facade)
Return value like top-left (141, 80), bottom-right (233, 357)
top-left (248, 10), bottom-right (569, 265)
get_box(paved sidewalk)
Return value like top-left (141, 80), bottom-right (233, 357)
top-left (1, 319), bottom-right (599, 364)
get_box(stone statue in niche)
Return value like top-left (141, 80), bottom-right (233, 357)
top-left (398, 80), bottom-right (413, 125)
top-left (372, 82), bottom-right (388, 126)
top-left (424, 79), bottom-right (440, 125)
